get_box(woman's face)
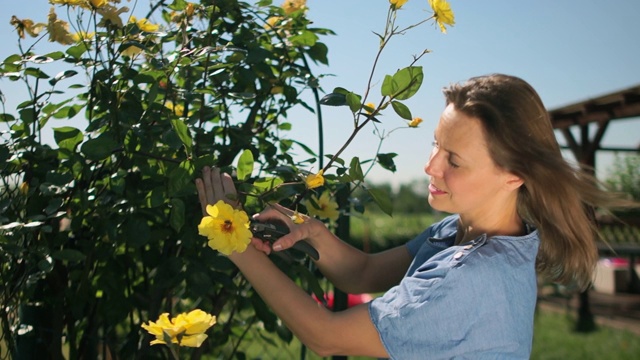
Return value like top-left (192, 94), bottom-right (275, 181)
top-left (424, 104), bottom-right (521, 220)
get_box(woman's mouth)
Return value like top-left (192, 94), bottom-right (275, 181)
top-left (429, 183), bottom-right (447, 195)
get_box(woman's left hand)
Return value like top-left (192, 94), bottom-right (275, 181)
top-left (195, 166), bottom-right (272, 254)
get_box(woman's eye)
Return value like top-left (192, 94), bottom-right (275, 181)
top-left (447, 157), bottom-right (459, 168)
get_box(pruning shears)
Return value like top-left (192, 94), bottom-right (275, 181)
top-left (250, 220), bottom-right (320, 261)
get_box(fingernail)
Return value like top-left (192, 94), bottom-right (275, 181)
top-left (272, 243), bottom-right (282, 251)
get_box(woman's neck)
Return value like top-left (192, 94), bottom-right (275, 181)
top-left (455, 213), bottom-right (524, 245)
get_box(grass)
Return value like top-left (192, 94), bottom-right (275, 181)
top-left (531, 309), bottom-right (640, 360)
top-left (235, 307), bottom-right (640, 359)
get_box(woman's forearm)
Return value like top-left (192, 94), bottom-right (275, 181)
top-left (227, 246), bottom-right (387, 357)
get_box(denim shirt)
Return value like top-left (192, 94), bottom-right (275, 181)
top-left (369, 214), bottom-right (540, 359)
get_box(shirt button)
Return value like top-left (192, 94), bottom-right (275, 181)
top-left (464, 245), bottom-right (473, 250)
top-left (453, 251), bottom-right (463, 260)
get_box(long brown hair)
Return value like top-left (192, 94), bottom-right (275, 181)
top-left (443, 74), bottom-right (633, 289)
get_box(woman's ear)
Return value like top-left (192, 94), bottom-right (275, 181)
top-left (504, 173), bottom-right (524, 191)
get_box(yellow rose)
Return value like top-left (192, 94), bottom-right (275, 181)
top-left (130, 16), bottom-right (160, 32)
top-left (71, 31), bottom-right (95, 42)
top-left (47, 8), bottom-right (74, 45)
top-left (304, 170), bottom-right (324, 189)
top-left (303, 191), bottom-right (339, 221)
top-left (49, 0), bottom-right (84, 6)
top-left (97, 5), bottom-right (129, 29)
top-left (142, 309), bottom-right (216, 348)
top-left (10, 16), bottom-right (46, 39)
top-left (89, 0), bottom-right (108, 8)
top-left (282, 0), bottom-right (306, 15)
top-left (198, 200), bottom-right (253, 255)
top-left (428, 0), bottom-right (455, 33)
top-left (141, 313), bottom-right (182, 346)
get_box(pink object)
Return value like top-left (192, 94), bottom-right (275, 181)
top-left (599, 257), bottom-right (630, 267)
top-left (313, 292), bottom-right (373, 309)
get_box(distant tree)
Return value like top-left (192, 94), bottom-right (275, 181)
top-left (605, 153), bottom-right (640, 201)
top-left (353, 179), bottom-right (433, 215)
top-left (395, 179), bottom-right (432, 213)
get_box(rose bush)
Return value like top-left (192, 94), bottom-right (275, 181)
top-left (0, 0), bottom-right (453, 357)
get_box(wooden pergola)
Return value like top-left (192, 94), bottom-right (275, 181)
top-left (547, 84), bottom-right (640, 322)
top-left (549, 84), bottom-right (640, 166)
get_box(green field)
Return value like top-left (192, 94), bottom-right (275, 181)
top-left (237, 306), bottom-right (640, 359)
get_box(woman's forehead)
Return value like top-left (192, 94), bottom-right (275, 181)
top-left (436, 105), bottom-right (491, 159)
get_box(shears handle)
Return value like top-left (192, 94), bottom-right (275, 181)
top-left (249, 220), bottom-right (319, 261)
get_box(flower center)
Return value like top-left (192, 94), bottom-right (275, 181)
top-left (222, 220), bottom-right (234, 233)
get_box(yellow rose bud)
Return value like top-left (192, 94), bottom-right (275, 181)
top-left (19, 181), bottom-right (29, 196)
top-left (304, 170), bottom-right (324, 189)
top-left (408, 117), bottom-right (423, 128)
top-left (389, 0), bottom-right (409, 10)
top-left (364, 102), bottom-right (376, 114)
top-left (291, 212), bottom-right (305, 224)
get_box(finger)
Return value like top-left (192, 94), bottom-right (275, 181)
top-left (211, 167), bottom-right (225, 203)
top-left (220, 172), bottom-right (239, 207)
top-left (195, 178), bottom-right (208, 215)
top-left (202, 166), bottom-right (216, 205)
top-left (251, 238), bottom-right (272, 255)
top-left (272, 231), bottom-right (304, 251)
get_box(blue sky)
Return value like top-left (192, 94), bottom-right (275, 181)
top-left (2, 0), bottom-right (639, 186)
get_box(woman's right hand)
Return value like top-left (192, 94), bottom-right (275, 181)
top-left (252, 204), bottom-right (330, 256)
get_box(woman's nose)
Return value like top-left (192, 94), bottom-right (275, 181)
top-left (425, 148), bottom-right (441, 177)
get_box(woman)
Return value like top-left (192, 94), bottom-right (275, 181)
top-left (196, 74), bottom-right (632, 358)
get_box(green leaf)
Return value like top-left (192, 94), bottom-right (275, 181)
top-left (53, 105), bottom-right (83, 119)
top-left (80, 132), bottom-right (119, 161)
top-left (18, 108), bottom-right (35, 124)
top-left (53, 126), bottom-right (83, 151)
top-left (381, 74), bottom-right (395, 97)
top-left (367, 187), bottom-right (393, 216)
top-left (44, 51), bottom-right (66, 60)
top-left (49, 70), bottom-right (77, 86)
top-left (391, 66), bottom-right (423, 100)
top-left (289, 30), bottom-right (318, 47)
top-left (345, 92), bottom-right (362, 113)
top-left (391, 100), bottom-right (412, 120)
top-left (348, 157), bottom-right (364, 182)
top-left (170, 198), bottom-right (186, 232)
top-left (307, 42), bottom-right (329, 65)
top-left (123, 218), bottom-right (151, 248)
top-left (66, 44), bottom-right (87, 59)
top-left (145, 187), bottom-right (165, 208)
top-left (51, 249), bottom-right (86, 263)
top-left (236, 149), bottom-right (254, 181)
top-left (319, 92), bottom-right (346, 106)
top-left (252, 177), bottom-right (283, 192)
top-left (168, 161), bottom-right (194, 197)
top-left (0, 113), bottom-right (16, 122)
top-left (44, 198), bottom-right (64, 216)
top-left (24, 67), bottom-right (49, 79)
top-left (377, 153), bottom-right (398, 172)
top-left (170, 119), bottom-right (193, 152)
